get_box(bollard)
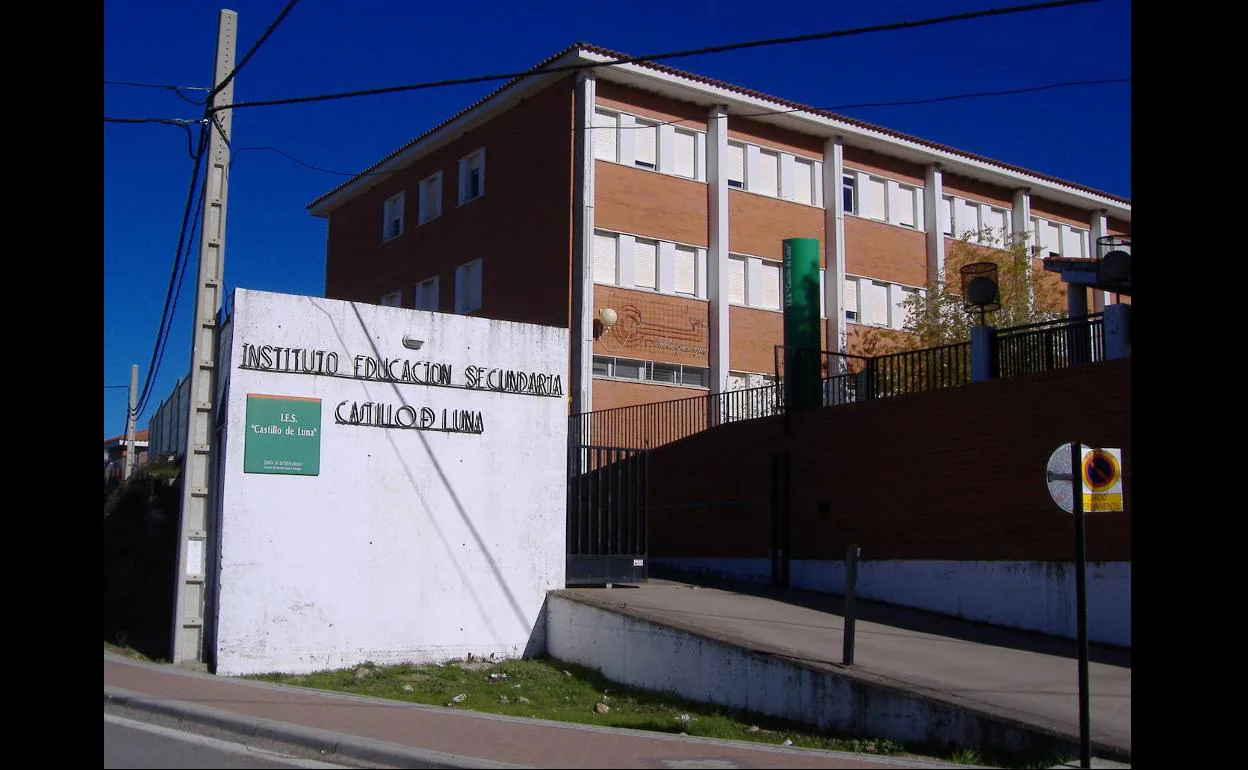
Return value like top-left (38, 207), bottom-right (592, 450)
top-left (842, 545), bottom-right (860, 666)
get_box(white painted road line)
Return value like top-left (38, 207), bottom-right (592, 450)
top-left (103, 713), bottom-right (351, 769)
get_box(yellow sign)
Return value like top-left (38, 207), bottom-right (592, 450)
top-left (1080, 447), bottom-right (1123, 513)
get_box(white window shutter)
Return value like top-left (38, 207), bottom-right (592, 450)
top-left (675, 245), bottom-right (696, 294)
top-left (897, 185), bottom-right (916, 227)
top-left (756, 150), bottom-right (779, 197)
top-left (726, 142), bottom-right (745, 186)
top-left (674, 129), bottom-right (696, 178)
top-left (634, 121), bottom-right (657, 168)
top-left (594, 111), bottom-right (617, 162)
top-left (593, 232), bottom-right (617, 284)
top-left (1062, 226), bottom-right (1084, 259)
top-left (759, 261), bottom-right (781, 310)
top-left (942, 196), bottom-right (954, 235)
top-left (866, 281), bottom-right (889, 326)
top-left (794, 159), bottom-right (813, 205)
top-left (844, 278), bottom-right (859, 317)
top-left (985, 208), bottom-right (1007, 242)
top-left (1045, 221), bottom-right (1062, 255)
top-left (866, 177), bottom-right (887, 221)
top-left (634, 239), bottom-right (657, 289)
top-left (728, 256), bottom-right (746, 304)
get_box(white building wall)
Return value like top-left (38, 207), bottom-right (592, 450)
top-left (212, 289), bottom-right (568, 675)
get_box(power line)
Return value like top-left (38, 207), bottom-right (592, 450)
top-left (208, 0), bottom-right (302, 101)
top-left (104, 117), bottom-right (203, 126)
top-left (211, 0), bottom-right (1102, 112)
top-left (818, 78), bottom-right (1130, 111)
top-left (105, 79), bottom-right (211, 92)
top-left (104, 385), bottom-right (129, 390)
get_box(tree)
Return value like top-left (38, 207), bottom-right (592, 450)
top-left (859, 227), bottom-right (1064, 357)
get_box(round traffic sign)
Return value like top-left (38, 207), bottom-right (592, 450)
top-left (1045, 442), bottom-right (1082, 514)
top-left (1082, 449), bottom-right (1120, 493)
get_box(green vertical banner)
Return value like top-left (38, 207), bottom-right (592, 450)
top-left (244, 394), bottom-right (322, 476)
top-left (783, 238), bottom-right (822, 410)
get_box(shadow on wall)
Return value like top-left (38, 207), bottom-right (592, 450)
top-left (103, 465), bottom-right (182, 662)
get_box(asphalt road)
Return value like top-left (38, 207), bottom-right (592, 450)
top-left (103, 705), bottom-right (383, 769)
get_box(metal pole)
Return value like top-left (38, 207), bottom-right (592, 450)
top-left (172, 9), bottom-right (237, 666)
top-left (123, 364), bottom-right (139, 480)
top-left (842, 544), bottom-right (859, 666)
top-left (1070, 441), bottom-right (1092, 768)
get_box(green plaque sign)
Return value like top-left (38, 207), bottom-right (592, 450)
top-left (244, 394), bottom-right (322, 476)
top-left (783, 237), bottom-right (822, 410)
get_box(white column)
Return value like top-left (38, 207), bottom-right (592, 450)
top-left (823, 137), bottom-right (847, 367)
top-left (1013, 188), bottom-right (1032, 311)
top-left (571, 72), bottom-right (597, 416)
top-left (1090, 209), bottom-right (1111, 308)
top-left (924, 165), bottom-right (945, 290)
top-left (707, 106), bottom-right (730, 395)
top-left (657, 240), bottom-right (677, 294)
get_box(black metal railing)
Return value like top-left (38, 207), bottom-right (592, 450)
top-left (566, 444), bottom-right (649, 585)
top-left (996, 313), bottom-right (1104, 378)
top-left (862, 340), bottom-right (973, 398)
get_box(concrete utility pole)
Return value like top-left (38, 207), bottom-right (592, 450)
top-left (123, 364), bottom-right (139, 480)
top-left (172, 8), bottom-right (236, 666)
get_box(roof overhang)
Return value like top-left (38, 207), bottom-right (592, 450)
top-left (1043, 257), bottom-right (1131, 295)
top-left (309, 45), bottom-right (1131, 223)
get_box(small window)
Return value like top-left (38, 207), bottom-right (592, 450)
top-left (673, 128), bottom-right (697, 179)
top-left (865, 177), bottom-right (887, 221)
top-left (454, 258), bottom-right (483, 314)
top-left (759, 260), bottom-right (781, 311)
top-left (755, 149), bottom-right (779, 197)
top-left (728, 255), bottom-right (747, 305)
top-left (614, 358), bottom-right (644, 380)
top-left (593, 231), bottom-right (618, 285)
top-left (380, 290), bottom-right (402, 307)
top-left (842, 174), bottom-right (856, 214)
top-left (414, 277), bottom-right (439, 311)
top-left (418, 172), bottom-right (442, 224)
top-left (896, 185), bottom-right (917, 228)
top-left (844, 278), bottom-right (859, 322)
top-left (458, 148), bottom-right (485, 204)
top-left (592, 357), bottom-right (611, 377)
top-left (593, 110), bottom-right (618, 162)
top-left (793, 158), bottom-right (814, 205)
top-left (943, 196), bottom-right (955, 236)
top-left (674, 245), bottom-right (697, 295)
top-left (681, 367), bottom-right (708, 388)
top-left (382, 193), bottom-right (404, 241)
top-left (634, 238), bottom-right (657, 290)
top-left (650, 362), bottom-right (680, 384)
top-left (726, 141), bottom-right (745, 188)
top-left (634, 119), bottom-right (657, 170)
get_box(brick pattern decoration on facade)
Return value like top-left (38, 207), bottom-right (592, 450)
top-left (648, 358), bottom-right (1130, 563)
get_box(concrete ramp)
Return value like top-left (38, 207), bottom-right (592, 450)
top-left (546, 577), bottom-right (1130, 762)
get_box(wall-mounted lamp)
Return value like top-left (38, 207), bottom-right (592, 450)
top-left (593, 308), bottom-right (618, 339)
top-left (401, 335), bottom-right (425, 350)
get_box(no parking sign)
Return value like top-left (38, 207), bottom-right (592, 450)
top-left (1081, 447), bottom-right (1123, 512)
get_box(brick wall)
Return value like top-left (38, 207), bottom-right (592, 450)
top-left (649, 358), bottom-right (1131, 562)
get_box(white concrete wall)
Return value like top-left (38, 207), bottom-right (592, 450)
top-left (213, 289), bottom-right (568, 675)
top-left (652, 558), bottom-right (1131, 648)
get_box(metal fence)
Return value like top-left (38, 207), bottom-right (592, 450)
top-left (861, 340), bottom-right (973, 399)
top-left (996, 313), bottom-right (1104, 378)
top-left (566, 444), bottom-right (649, 585)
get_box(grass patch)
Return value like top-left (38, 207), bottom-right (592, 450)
top-left (104, 640), bottom-right (162, 663)
top-left (245, 654), bottom-right (1059, 766)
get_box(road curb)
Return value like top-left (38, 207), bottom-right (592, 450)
top-left (104, 685), bottom-right (531, 769)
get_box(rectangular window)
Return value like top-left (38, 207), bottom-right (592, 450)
top-left (865, 177), bottom-right (887, 221)
top-left (681, 367), bottom-right (708, 387)
top-left (454, 258), bottom-right (482, 314)
top-left (943, 196), bottom-right (955, 236)
top-left (380, 290), bottom-right (402, 307)
top-left (593, 231), bottom-right (618, 285)
top-left (593, 356), bottom-right (708, 388)
top-left (896, 185), bottom-right (917, 228)
top-left (844, 278), bottom-right (859, 322)
top-left (1062, 226), bottom-right (1086, 259)
top-left (793, 158), bottom-right (814, 205)
top-left (755, 149), bottom-right (779, 197)
top-left (984, 207), bottom-right (1008, 243)
top-left (728, 255), bottom-right (746, 305)
top-left (759, 260), bottom-right (781, 310)
top-left (592, 358), bottom-right (610, 377)
top-left (634, 238), bottom-right (657, 289)
top-left (418, 172), bottom-right (442, 224)
top-left (458, 148), bottom-right (485, 204)
top-left (414, 277), bottom-right (439, 311)
top-left (842, 174), bottom-right (857, 214)
top-left (865, 281), bottom-right (889, 327)
top-left (614, 358), bottom-right (644, 380)
top-left (634, 119), bottom-right (657, 170)
top-left (674, 245), bottom-right (696, 295)
top-left (890, 287), bottom-right (909, 330)
top-left (650, 362), bottom-right (680, 384)
top-left (382, 193), bottom-right (404, 241)
top-left (1044, 220), bottom-right (1062, 256)
top-left (674, 128), bottom-right (697, 178)
top-left (726, 141), bottom-right (745, 188)
top-left (957, 198), bottom-right (981, 240)
top-left (593, 109), bottom-right (618, 162)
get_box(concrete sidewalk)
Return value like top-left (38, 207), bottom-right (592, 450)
top-left (555, 574), bottom-right (1130, 761)
top-left (103, 652), bottom-right (973, 769)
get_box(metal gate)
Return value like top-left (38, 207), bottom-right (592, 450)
top-left (567, 444), bottom-right (649, 586)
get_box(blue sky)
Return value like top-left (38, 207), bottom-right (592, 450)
top-left (103, 0), bottom-right (1131, 439)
